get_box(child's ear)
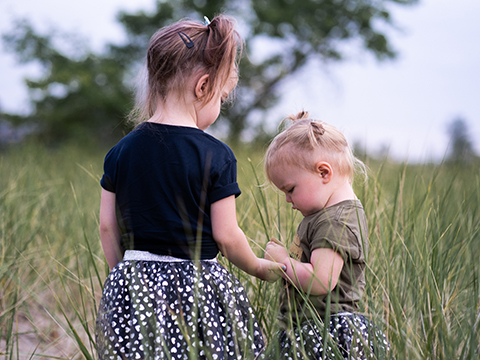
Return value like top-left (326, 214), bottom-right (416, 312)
top-left (195, 74), bottom-right (209, 99)
top-left (316, 162), bottom-right (333, 183)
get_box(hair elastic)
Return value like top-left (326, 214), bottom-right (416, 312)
top-left (178, 31), bottom-right (194, 49)
top-left (203, 16), bottom-right (211, 25)
top-left (311, 121), bottom-right (325, 135)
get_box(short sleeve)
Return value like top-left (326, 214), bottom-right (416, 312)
top-left (208, 159), bottom-right (241, 204)
top-left (310, 224), bottom-right (360, 260)
top-left (309, 206), bottom-right (363, 260)
top-left (100, 147), bottom-right (117, 193)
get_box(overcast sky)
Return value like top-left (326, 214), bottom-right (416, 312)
top-left (1, 0), bottom-right (479, 162)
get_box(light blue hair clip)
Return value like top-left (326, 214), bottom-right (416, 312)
top-left (203, 16), bottom-right (211, 26)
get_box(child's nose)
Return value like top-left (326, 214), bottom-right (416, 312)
top-left (285, 194), bottom-right (291, 203)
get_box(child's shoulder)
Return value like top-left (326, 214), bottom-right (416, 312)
top-left (327, 199), bottom-right (365, 223)
top-left (105, 123), bottom-right (236, 163)
top-left (198, 130), bottom-right (233, 149)
top-left (302, 200), bottom-right (366, 233)
top-left (194, 131), bottom-right (237, 161)
top-left (308, 199), bottom-right (364, 221)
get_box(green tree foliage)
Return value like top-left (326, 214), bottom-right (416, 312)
top-left (2, 20), bottom-right (134, 143)
top-left (1, 0), bottom-right (418, 144)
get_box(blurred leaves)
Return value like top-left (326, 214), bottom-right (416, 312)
top-left (1, 0), bottom-right (418, 144)
top-left (2, 20), bottom-right (133, 143)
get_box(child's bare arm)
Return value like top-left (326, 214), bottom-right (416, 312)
top-left (265, 240), bottom-right (343, 295)
top-left (309, 248), bottom-right (344, 294)
top-left (99, 189), bottom-right (123, 270)
top-left (211, 195), bottom-right (282, 282)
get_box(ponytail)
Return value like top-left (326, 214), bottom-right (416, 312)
top-left (129, 14), bottom-right (242, 126)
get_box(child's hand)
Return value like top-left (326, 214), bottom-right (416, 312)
top-left (265, 238), bottom-right (289, 264)
top-left (257, 258), bottom-right (284, 283)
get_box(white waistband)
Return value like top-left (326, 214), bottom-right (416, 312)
top-left (123, 250), bottom-right (217, 262)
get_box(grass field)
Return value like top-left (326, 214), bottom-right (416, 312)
top-left (0, 142), bottom-right (479, 359)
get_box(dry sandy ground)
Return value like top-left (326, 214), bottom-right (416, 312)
top-left (0, 309), bottom-right (91, 359)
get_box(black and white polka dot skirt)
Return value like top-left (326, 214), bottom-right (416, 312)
top-left (266, 313), bottom-right (390, 360)
top-left (95, 250), bottom-right (265, 360)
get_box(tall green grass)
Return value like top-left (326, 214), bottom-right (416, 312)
top-left (0, 142), bottom-right (104, 358)
top-left (0, 143), bottom-right (479, 359)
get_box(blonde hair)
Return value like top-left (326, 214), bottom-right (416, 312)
top-left (129, 14), bottom-right (242, 125)
top-left (265, 111), bottom-right (365, 184)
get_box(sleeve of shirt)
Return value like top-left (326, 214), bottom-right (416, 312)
top-left (309, 219), bottom-right (361, 261)
top-left (208, 158), bottom-right (241, 204)
top-left (100, 147), bottom-right (117, 193)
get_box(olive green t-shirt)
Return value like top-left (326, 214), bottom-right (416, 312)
top-left (279, 199), bottom-right (368, 325)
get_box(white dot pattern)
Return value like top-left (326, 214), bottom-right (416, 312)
top-left (267, 313), bottom-right (390, 359)
top-left (96, 260), bottom-right (265, 359)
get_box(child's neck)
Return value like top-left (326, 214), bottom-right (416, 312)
top-left (324, 178), bottom-right (356, 208)
top-left (148, 95), bottom-right (198, 128)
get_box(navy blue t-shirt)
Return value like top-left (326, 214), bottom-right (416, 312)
top-left (100, 122), bottom-right (241, 259)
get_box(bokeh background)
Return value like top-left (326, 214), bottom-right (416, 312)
top-left (0, 0), bottom-right (479, 162)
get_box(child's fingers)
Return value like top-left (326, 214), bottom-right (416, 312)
top-left (259, 259), bottom-right (284, 282)
top-left (267, 260), bottom-right (286, 273)
top-left (266, 263), bottom-right (286, 282)
top-left (265, 268), bottom-right (284, 282)
top-left (268, 264), bottom-right (286, 272)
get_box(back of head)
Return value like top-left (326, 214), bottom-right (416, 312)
top-left (131, 15), bottom-right (242, 124)
top-left (265, 111), bottom-right (364, 183)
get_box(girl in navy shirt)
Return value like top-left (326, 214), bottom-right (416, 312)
top-left (95, 15), bottom-right (281, 360)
